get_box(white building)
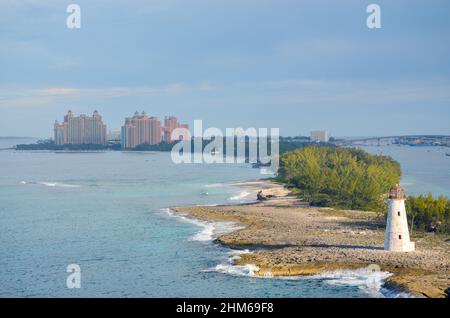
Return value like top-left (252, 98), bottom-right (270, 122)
top-left (107, 129), bottom-right (121, 142)
top-left (310, 130), bottom-right (329, 143)
top-left (384, 185), bottom-right (415, 252)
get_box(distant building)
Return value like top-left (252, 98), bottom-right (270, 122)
top-left (163, 116), bottom-right (189, 142)
top-left (121, 120), bottom-right (138, 149)
top-left (310, 130), bottom-right (329, 143)
top-left (120, 112), bottom-right (188, 149)
top-left (54, 110), bottom-right (107, 145)
top-left (149, 116), bottom-right (162, 145)
top-left (107, 129), bottom-right (121, 142)
top-left (121, 111), bottom-right (154, 149)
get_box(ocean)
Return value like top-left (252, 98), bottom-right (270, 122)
top-left (1, 138), bottom-right (448, 298)
top-left (361, 145), bottom-right (450, 197)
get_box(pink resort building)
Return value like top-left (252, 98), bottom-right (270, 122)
top-left (54, 110), bottom-right (107, 145)
top-left (121, 112), bottom-right (189, 149)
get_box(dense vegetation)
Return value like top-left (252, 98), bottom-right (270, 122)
top-left (406, 194), bottom-right (450, 234)
top-left (277, 146), bottom-right (401, 211)
top-left (16, 137), bottom-right (328, 155)
top-left (15, 141), bottom-right (121, 151)
top-left (131, 142), bottom-right (177, 151)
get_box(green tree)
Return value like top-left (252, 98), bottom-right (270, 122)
top-left (277, 146), bottom-right (401, 211)
top-left (406, 194), bottom-right (450, 234)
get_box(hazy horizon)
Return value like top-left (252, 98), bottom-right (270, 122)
top-left (1, 0), bottom-right (449, 137)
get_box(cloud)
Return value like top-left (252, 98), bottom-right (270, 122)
top-left (0, 82), bottom-right (216, 108)
top-left (203, 78), bottom-right (450, 107)
top-left (1, 78), bottom-right (450, 111)
top-left (36, 87), bottom-right (81, 96)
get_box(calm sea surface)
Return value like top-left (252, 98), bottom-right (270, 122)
top-left (361, 145), bottom-right (450, 197)
top-left (1, 138), bottom-right (448, 297)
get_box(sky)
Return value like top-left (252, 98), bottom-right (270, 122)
top-left (0, 0), bottom-right (449, 138)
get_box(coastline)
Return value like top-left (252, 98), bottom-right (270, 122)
top-left (173, 179), bottom-right (450, 298)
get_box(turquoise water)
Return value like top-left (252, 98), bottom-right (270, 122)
top-left (1, 139), bottom-right (447, 298)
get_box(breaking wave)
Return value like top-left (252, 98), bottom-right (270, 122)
top-left (215, 263), bottom-right (260, 277)
top-left (20, 181), bottom-right (81, 188)
top-left (211, 251), bottom-right (412, 298)
top-left (205, 183), bottom-right (224, 188)
top-left (228, 191), bottom-right (251, 201)
top-left (38, 182), bottom-right (81, 188)
top-left (307, 269), bottom-right (397, 298)
top-left (161, 208), bottom-right (244, 242)
top-left (208, 250), bottom-right (260, 277)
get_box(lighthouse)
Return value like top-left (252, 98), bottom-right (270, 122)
top-left (384, 185), bottom-right (415, 252)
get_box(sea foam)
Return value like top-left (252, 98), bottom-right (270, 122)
top-left (205, 183), bottom-right (224, 188)
top-left (308, 269), bottom-right (393, 298)
top-left (228, 191), bottom-right (251, 201)
top-left (214, 263), bottom-right (260, 277)
top-left (38, 182), bottom-right (81, 188)
top-left (201, 250), bottom-right (259, 277)
top-left (211, 251), bottom-right (412, 298)
top-left (20, 181), bottom-right (81, 188)
top-left (162, 208), bottom-right (244, 242)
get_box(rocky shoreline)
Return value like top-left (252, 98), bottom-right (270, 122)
top-left (174, 180), bottom-right (450, 298)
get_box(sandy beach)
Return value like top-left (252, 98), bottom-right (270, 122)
top-left (174, 180), bottom-right (450, 298)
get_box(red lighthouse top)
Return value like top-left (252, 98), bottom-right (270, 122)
top-left (389, 184), bottom-right (407, 200)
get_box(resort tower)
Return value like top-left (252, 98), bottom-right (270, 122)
top-left (384, 185), bottom-right (415, 252)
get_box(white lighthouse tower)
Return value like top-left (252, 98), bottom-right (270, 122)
top-left (384, 185), bottom-right (415, 252)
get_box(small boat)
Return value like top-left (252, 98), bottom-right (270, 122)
top-left (446, 153), bottom-right (450, 157)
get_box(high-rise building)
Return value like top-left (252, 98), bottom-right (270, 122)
top-left (310, 130), bottom-right (329, 143)
top-left (54, 110), bottom-right (107, 145)
top-left (120, 112), bottom-right (189, 149)
top-left (163, 116), bottom-right (178, 142)
top-left (107, 129), bottom-right (121, 142)
top-left (121, 112), bottom-right (149, 148)
top-left (149, 116), bottom-right (162, 145)
top-left (121, 118), bottom-right (138, 149)
top-left (163, 116), bottom-right (189, 142)
top-left (54, 121), bottom-right (66, 145)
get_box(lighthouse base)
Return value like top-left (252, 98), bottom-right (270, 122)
top-left (384, 238), bottom-right (415, 252)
